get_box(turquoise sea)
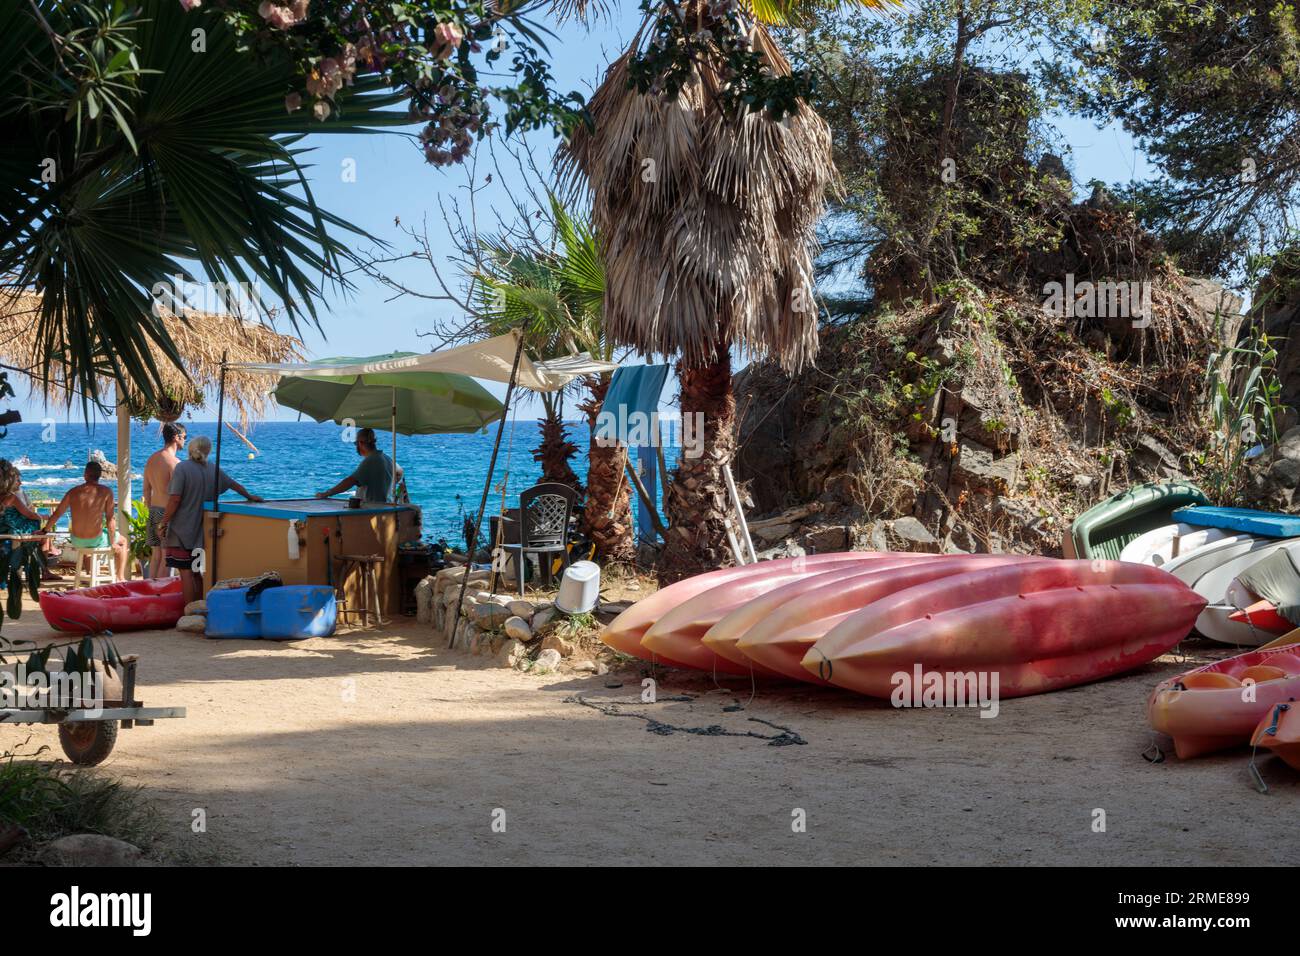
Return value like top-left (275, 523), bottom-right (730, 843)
top-left (0, 419), bottom-right (670, 544)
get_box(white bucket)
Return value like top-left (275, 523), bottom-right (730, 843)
top-left (555, 560), bottom-right (600, 614)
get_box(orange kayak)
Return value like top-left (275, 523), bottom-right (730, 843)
top-left (808, 560), bottom-right (1205, 699)
top-left (600, 553), bottom-right (889, 667)
top-left (718, 554), bottom-right (1049, 683)
top-left (1251, 702), bottom-right (1300, 770)
top-left (1149, 642), bottom-right (1300, 758)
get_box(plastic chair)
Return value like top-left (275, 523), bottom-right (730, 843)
top-left (500, 483), bottom-right (578, 597)
top-left (71, 548), bottom-right (116, 587)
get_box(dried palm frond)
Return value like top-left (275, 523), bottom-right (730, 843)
top-left (0, 291), bottom-right (303, 425)
top-left (559, 15), bottom-right (837, 371)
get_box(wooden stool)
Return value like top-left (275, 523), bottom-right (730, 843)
top-left (336, 554), bottom-right (385, 627)
top-left (71, 547), bottom-right (116, 587)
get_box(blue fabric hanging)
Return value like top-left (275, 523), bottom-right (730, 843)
top-left (596, 365), bottom-right (670, 543)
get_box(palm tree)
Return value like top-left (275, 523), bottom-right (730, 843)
top-left (473, 197), bottom-right (635, 562)
top-left (561, 2), bottom-right (897, 578)
top-left (0, 0), bottom-right (408, 407)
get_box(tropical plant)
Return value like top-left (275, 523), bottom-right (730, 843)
top-left (1050, 1), bottom-right (1300, 280)
top-left (0, 0), bottom-right (410, 410)
top-left (473, 196), bottom-right (635, 562)
top-left (560, 1), bottom-right (901, 577)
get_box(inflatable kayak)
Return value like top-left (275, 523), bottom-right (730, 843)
top-left (39, 578), bottom-right (186, 634)
top-left (807, 560), bottom-right (1206, 699)
top-left (600, 552), bottom-right (891, 666)
top-left (1148, 641), bottom-right (1300, 758)
top-left (720, 554), bottom-right (1049, 683)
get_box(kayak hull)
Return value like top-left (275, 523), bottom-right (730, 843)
top-left (1149, 643), bottom-right (1300, 758)
top-left (39, 578), bottom-right (186, 633)
top-left (600, 553), bottom-right (888, 667)
top-left (807, 561), bottom-right (1205, 699)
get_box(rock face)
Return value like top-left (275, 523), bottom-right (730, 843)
top-left (40, 834), bottom-right (143, 867)
top-left (176, 614), bottom-right (206, 634)
top-left (735, 273), bottom-right (1234, 556)
top-left (1243, 425), bottom-right (1300, 511)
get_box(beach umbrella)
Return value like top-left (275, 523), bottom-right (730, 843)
top-left (273, 353), bottom-right (505, 497)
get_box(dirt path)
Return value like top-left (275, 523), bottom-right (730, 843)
top-left (5, 597), bottom-right (1296, 865)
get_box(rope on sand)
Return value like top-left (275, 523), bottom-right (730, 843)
top-left (563, 694), bottom-right (807, 747)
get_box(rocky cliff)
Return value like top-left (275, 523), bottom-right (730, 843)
top-left (734, 268), bottom-right (1243, 557)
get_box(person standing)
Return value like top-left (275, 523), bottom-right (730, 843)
top-left (315, 427), bottom-right (394, 503)
top-left (159, 435), bottom-right (262, 606)
top-left (142, 423), bottom-right (186, 578)
top-left (42, 461), bottom-right (130, 581)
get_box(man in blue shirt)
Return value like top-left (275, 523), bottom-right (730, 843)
top-left (316, 428), bottom-right (394, 504)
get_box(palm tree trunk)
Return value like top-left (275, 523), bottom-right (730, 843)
top-left (533, 394), bottom-right (583, 491)
top-left (659, 339), bottom-right (736, 583)
top-left (579, 373), bottom-right (635, 562)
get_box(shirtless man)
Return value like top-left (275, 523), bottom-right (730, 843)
top-left (142, 423), bottom-right (186, 578)
top-left (42, 460), bottom-right (129, 581)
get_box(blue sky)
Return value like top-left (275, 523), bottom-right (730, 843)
top-left (7, 8), bottom-right (1155, 425)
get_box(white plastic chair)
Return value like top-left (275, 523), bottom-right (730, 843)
top-left (71, 548), bottom-right (115, 587)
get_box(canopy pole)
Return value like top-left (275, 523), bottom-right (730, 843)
top-left (211, 351), bottom-right (228, 587)
top-left (448, 331), bottom-right (526, 649)
top-left (391, 386), bottom-right (398, 502)
top-left (115, 400), bottom-right (132, 577)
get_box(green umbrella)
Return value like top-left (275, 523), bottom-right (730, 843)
top-left (274, 353), bottom-right (505, 498)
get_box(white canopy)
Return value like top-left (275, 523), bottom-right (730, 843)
top-left (228, 331), bottom-right (616, 392)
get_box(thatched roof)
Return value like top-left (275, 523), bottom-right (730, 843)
top-left (0, 290), bottom-right (303, 423)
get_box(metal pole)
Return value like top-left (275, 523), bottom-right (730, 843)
top-left (448, 331), bottom-right (527, 648)
top-left (723, 462), bottom-right (757, 563)
top-left (210, 351), bottom-right (227, 587)
top-left (391, 386), bottom-right (398, 502)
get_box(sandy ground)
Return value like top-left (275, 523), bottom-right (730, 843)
top-left (4, 591), bottom-right (1297, 866)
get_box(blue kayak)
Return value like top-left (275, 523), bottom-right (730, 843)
top-left (1172, 505), bottom-right (1300, 538)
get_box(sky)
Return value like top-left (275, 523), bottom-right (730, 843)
top-left (7, 7), bottom-right (1156, 426)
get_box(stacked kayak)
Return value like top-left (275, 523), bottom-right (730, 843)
top-left (1148, 641), bottom-right (1300, 758)
top-left (1117, 504), bottom-right (1300, 647)
top-left (39, 578), bottom-right (186, 633)
top-left (605, 553), bottom-right (1206, 699)
top-left (1064, 481), bottom-right (1209, 561)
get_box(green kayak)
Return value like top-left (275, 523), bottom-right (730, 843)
top-left (1064, 481), bottom-right (1211, 561)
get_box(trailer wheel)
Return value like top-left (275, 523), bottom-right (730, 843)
top-left (58, 720), bottom-right (118, 766)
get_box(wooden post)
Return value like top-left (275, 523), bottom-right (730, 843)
top-left (211, 351), bottom-right (228, 585)
top-left (448, 331), bottom-right (526, 649)
top-left (116, 400), bottom-right (132, 578)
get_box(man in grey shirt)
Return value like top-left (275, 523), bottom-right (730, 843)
top-left (315, 427), bottom-right (394, 503)
top-left (160, 434), bottom-right (262, 605)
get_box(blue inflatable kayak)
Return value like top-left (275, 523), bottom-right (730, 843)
top-left (1172, 505), bottom-right (1300, 538)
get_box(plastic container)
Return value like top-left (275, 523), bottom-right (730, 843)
top-left (260, 585), bottom-right (337, 640)
top-left (205, 587), bottom-right (263, 639)
top-left (555, 560), bottom-right (600, 614)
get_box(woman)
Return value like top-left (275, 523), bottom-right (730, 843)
top-left (0, 458), bottom-right (59, 579)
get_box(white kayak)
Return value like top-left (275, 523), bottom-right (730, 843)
top-left (1187, 538), bottom-right (1300, 645)
top-left (1118, 522), bottom-right (1233, 567)
top-left (1161, 533), bottom-right (1266, 587)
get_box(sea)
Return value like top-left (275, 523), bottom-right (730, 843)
top-left (0, 419), bottom-right (674, 545)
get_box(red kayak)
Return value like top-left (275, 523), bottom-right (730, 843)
top-left (1227, 599), bottom-right (1294, 635)
top-left (39, 578), bottom-right (186, 634)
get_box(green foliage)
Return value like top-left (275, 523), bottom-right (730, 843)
top-left (0, 0), bottom-right (409, 410)
top-left (214, 0), bottom-right (587, 163)
top-left (124, 500), bottom-right (151, 567)
top-left (804, 1), bottom-right (1091, 298)
top-left (0, 742), bottom-right (166, 852)
top-left (1052, 1), bottom-right (1300, 278)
